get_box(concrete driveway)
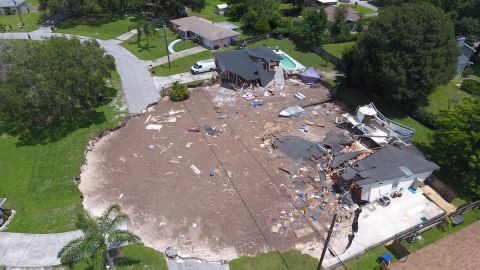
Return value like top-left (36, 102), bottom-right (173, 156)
top-left (0, 28), bottom-right (159, 114)
top-left (0, 230), bottom-right (83, 267)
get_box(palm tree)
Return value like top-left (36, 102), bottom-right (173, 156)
top-left (58, 204), bottom-right (139, 269)
top-left (129, 16), bottom-right (158, 46)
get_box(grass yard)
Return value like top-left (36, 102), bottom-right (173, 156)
top-left (229, 250), bottom-right (318, 270)
top-left (121, 31), bottom-right (196, 61)
top-left (56, 16), bottom-right (134, 40)
top-left (249, 38), bottom-right (338, 72)
top-left (344, 245), bottom-right (396, 270)
top-left (190, 0), bottom-right (238, 23)
top-left (402, 209), bottom-right (480, 253)
top-left (0, 71), bottom-right (128, 233)
top-left (342, 4), bottom-right (378, 15)
top-left (322, 42), bottom-right (355, 59)
top-left (154, 50), bottom-right (214, 76)
top-left (424, 77), bottom-right (472, 114)
top-left (0, 12), bottom-right (41, 32)
top-left (71, 244), bottom-right (168, 270)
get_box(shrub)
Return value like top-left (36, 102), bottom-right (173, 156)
top-left (411, 108), bottom-right (437, 129)
top-left (169, 82), bottom-right (190, 102)
top-left (460, 79), bottom-right (480, 96)
top-left (437, 217), bottom-right (453, 232)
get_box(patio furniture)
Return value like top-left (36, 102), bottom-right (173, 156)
top-left (380, 252), bottom-right (393, 264)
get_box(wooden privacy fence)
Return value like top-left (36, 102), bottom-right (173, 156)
top-left (235, 32), bottom-right (272, 46)
top-left (426, 176), bottom-right (457, 203)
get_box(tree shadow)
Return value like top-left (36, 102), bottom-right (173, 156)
top-left (114, 257), bottom-right (141, 266)
top-left (0, 86), bottom-right (116, 147)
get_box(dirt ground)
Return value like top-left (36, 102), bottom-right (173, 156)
top-left (79, 80), bottom-right (354, 261)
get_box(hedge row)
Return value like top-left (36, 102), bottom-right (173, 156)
top-left (460, 79), bottom-right (480, 96)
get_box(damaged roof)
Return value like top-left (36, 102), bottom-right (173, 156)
top-left (215, 46), bottom-right (278, 86)
top-left (342, 146), bottom-right (439, 187)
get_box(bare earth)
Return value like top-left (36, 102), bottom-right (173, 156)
top-left (79, 81), bottom-right (351, 261)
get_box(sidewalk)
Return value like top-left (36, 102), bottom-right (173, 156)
top-left (111, 29), bottom-right (137, 44)
top-left (153, 71), bottom-right (214, 91)
top-left (146, 46), bottom-right (207, 67)
top-left (0, 230), bottom-right (83, 267)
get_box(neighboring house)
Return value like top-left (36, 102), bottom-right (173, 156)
top-left (170, 16), bottom-right (240, 50)
top-left (341, 146), bottom-right (439, 202)
top-left (324, 5), bottom-right (360, 27)
top-left (216, 3), bottom-right (228, 15)
top-left (457, 36), bottom-right (477, 76)
top-left (214, 46), bottom-right (282, 86)
top-left (0, 0), bottom-right (28, 15)
top-left (316, 0), bottom-right (338, 6)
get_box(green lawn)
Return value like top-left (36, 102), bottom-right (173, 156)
top-left (342, 4), bottom-right (378, 15)
top-left (121, 31), bottom-right (196, 61)
top-left (248, 38), bottom-right (338, 72)
top-left (402, 210), bottom-right (480, 252)
top-left (190, 0), bottom-right (237, 23)
top-left (1, 71), bottom-right (128, 233)
top-left (345, 245), bottom-right (396, 270)
top-left (0, 12), bottom-right (41, 32)
top-left (229, 250), bottom-right (318, 270)
top-left (322, 42), bottom-right (355, 59)
top-left (174, 39), bottom-right (197, 52)
top-left (424, 77), bottom-right (472, 114)
top-left (71, 244), bottom-right (168, 269)
top-left (56, 16), bottom-right (134, 40)
top-left (154, 50), bottom-right (214, 76)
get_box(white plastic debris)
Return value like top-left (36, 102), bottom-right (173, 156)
top-left (146, 124), bottom-right (163, 131)
top-left (190, 164), bottom-right (201, 175)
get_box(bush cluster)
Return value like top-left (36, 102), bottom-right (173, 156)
top-left (169, 82), bottom-right (190, 102)
top-left (460, 79), bottom-right (480, 96)
top-left (411, 108), bottom-right (437, 129)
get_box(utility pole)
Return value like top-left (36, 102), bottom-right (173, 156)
top-left (12, 0), bottom-right (24, 26)
top-left (317, 213), bottom-right (337, 270)
top-left (163, 24), bottom-right (171, 69)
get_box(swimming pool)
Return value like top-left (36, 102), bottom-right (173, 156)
top-left (279, 54), bottom-right (296, 68)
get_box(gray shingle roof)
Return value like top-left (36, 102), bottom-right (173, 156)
top-left (343, 146), bottom-right (439, 187)
top-left (214, 46), bottom-right (280, 86)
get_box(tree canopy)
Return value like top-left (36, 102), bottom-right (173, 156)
top-left (344, 2), bottom-right (458, 109)
top-left (331, 5), bottom-right (352, 42)
top-left (430, 97), bottom-right (480, 196)
top-left (294, 9), bottom-right (328, 47)
top-left (0, 38), bottom-right (115, 126)
top-left (227, 0), bottom-right (280, 33)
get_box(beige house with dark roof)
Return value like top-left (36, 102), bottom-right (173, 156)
top-left (170, 16), bottom-right (240, 50)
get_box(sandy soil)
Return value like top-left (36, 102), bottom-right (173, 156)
top-left (79, 80), bottom-right (353, 261)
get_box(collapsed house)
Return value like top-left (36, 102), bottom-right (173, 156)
top-left (340, 146), bottom-right (439, 202)
top-left (214, 46), bottom-right (282, 87)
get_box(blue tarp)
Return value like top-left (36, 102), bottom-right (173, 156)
top-left (300, 67), bottom-right (321, 84)
top-left (381, 252), bottom-right (392, 263)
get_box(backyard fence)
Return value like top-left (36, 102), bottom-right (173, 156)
top-left (329, 199), bottom-right (480, 269)
top-left (312, 47), bottom-right (346, 72)
top-left (236, 32), bottom-right (272, 46)
top-left (426, 176), bottom-right (457, 203)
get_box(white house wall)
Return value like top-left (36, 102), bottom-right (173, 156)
top-left (361, 171), bottom-right (433, 202)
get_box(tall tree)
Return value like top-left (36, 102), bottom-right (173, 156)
top-left (58, 204), bottom-right (139, 268)
top-left (431, 97), bottom-right (480, 196)
top-left (344, 2), bottom-right (458, 109)
top-left (0, 37), bottom-right (115, 125)
top-left (129, 17), bottom-right (158, 45)
top-left (294, 9), bottom-right (328, 47)
top-left (331, 5), bottom-right (352, 42)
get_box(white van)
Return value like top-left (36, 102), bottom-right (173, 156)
top-left (191, 59), bottom-right (216, 74)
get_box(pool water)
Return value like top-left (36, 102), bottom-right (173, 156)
top-left (279, 54), bottom-right (296, 68)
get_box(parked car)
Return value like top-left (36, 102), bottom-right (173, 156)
top-left (191, 59), bottom-right (216, 74)
top-left (378, 196), bottom-right (391, 207)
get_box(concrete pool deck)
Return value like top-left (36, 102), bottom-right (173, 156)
top-left (273, 49), bottom-right (305, 74)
